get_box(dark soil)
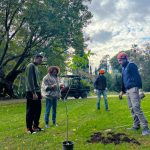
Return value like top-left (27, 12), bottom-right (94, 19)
top-left (87, 131), bottom-right (141, 145)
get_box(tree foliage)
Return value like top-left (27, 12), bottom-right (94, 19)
top-left (0, 0), bottom-right (92, 98)
top-left (98, 54), bottom-right (110, 72)
top-left (110, 43), bottom-right (150, 92)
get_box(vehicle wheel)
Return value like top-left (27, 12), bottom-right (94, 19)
top-left (74, 95), bottom-right (79, 99)
top-left (61, 96), bottom-right (67, 100)
top-left (61, 97), bottom-right (64, 100)
top-left (81, 92), bottom-right (87, 98)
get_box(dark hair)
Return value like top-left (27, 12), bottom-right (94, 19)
top-left (48, 66), bottom-right (60, 74)
top-left (34, 54), bottom-right (43, 59)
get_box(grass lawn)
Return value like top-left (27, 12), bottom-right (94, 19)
top-left (0, 94), bottom-right (150, 150)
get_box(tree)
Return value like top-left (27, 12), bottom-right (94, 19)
top-left (98, 55), bottom-right (110, 72)
top-left (0, 0), bottom-right (92, 98)
top-left (110, 43), bottom-right (150, 92)
top-left (68, 50), bottom-right (91, 75)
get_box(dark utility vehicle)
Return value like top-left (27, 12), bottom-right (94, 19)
top-left (60, 75), bottom-right (90, 99)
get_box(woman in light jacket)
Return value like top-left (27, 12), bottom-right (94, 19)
top-left (41, 66), bottom-right (61, 128)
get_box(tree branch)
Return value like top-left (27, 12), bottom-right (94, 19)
top-left (2, 53), bottom-right (29, 67)
top-left (0, 40), bottom-right (9, 66)
top-left (0, 1), bottom-right (26, 66)
top-left (7, 1), bottom-right (25, 31)
top-left (9, 17), bottom-right (26, 40)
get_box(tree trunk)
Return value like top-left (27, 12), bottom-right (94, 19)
top-left (0, 69), bottom-right (24, 98)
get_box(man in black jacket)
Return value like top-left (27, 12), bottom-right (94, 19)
top-left (94, 69), bottom-right (109, 111)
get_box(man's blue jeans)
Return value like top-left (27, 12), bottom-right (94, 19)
top-left (44, 98), bottom-right (57, 125)
top-left (96, 90), bottom-right (108, 110)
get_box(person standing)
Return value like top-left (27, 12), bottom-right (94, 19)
top-left (25, 54), bottom-right (44, 134)
top-left (41, 66), bottom-right (61, 128)
top-left (94, 69), bottom-right (109, 111)
top-left (117, 51), bottom-right (150, 136)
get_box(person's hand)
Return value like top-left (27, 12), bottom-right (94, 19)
top-left (94, 89), bottom-right (97, 94)
top-left (51, 84), bottom-right (57, 89)
top-left (139, 89), bottom-right (145, 100)
top-left (60, 84), bottom-right (65, 89)
top-left (33, 93), bottom-right (38, 100)
top-left (119, 91), bottom-right (124, 100)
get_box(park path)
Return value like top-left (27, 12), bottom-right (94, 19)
top-left (1, 93), bottom-right (150, 104)
top-left (0, 95), bottom-right (118, 104)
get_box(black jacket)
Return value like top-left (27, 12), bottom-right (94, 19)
top-left (94, 75), bottom-right (107, 90)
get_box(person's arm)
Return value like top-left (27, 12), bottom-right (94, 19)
top-left (27, 64), bottom-right (38, 100)
top-left (94, 77), bottom-right (98, 89)
top-left (27, 64), bottom-right (36, 93)
top-left (128, 63), bottom-right (142, 88)
top-left (121, 75), bottom-right (126, 93)
top-left (119, 73), bottom-right (125, 100)
top-left (104, 76), bottom-right (107, 89)
top-left (44, 76), bottom-right (57, 91)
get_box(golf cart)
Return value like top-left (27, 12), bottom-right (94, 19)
top-left (60, 75), bottom-right (90, 99)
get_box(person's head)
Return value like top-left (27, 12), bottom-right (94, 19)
top-left (34, 54), bottom-right (43, 65)
top-left (117, 51), bottom-right (128, 66)
top-left (99, 69), bottom-right (105, 75)
top-left (48, 66), bottom-right (60, 76)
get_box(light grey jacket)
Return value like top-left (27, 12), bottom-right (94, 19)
top-left (41, 74), bottom-right (61, 99)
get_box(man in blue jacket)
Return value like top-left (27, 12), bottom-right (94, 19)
top-left (117, 51), bottom-right (150, 136)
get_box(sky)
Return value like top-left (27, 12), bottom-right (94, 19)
top-left (84, 0), bottom-right (150, 69)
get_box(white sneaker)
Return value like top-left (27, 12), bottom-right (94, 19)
top-left (53, 123), bottom-right (58, 127)
top-left (142, 130), bottom-right (150, 136)
top-left (45, 124), bottom-right (49, 128)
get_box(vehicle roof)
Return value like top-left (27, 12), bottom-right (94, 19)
top-left (60, 75), bottom-right (80, 78)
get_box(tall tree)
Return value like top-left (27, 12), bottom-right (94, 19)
top-left (0, 0), bottom-right (92, 98)
top-left (98, 54), bottom-right (110, 72)
top-left (110, 43), bottom-right (150, 91)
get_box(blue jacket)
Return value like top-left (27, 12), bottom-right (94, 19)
top-left (121, 61), bottom-right (142, 92)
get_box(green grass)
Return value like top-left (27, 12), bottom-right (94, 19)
top-left (0, 94), bottom-right (150, 150)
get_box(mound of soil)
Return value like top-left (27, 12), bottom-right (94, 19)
top-left (87, 132), bottom-right (140, 145)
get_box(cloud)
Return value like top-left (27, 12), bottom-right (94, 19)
top-left (92, 30), bottom-right (113, 43)
top-left (85, 0), bottom-right (150, 69)
top-left (88, 0), bottom-right (150, 22)
top-left (88, 0), bottom-right (116, 20)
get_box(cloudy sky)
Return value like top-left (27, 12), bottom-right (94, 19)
top-left (84, 0), bottom-right (150, 69)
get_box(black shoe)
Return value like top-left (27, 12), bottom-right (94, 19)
top-left (33, 127), bottom-right (44, 132)
top-left (26, 128), bottom-right (36, 134)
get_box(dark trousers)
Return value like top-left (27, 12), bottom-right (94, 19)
top-left (26, 92), bottom-right (42, 130)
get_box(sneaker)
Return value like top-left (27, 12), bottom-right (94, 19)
top-left (33, 127), bottom-right (44, 132)
top-left (45, 124), bottom-right (49, 128)
top-left (53, 123), bottom-right (58, 126)
top-left (127, 126), bottom-right (140, 131)
top-left (142, 129), bottom-right (150, 136)
top-left (26, 128), bottom-right (36, 134)
top-left (106, 109), bottom-right (110, 111)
